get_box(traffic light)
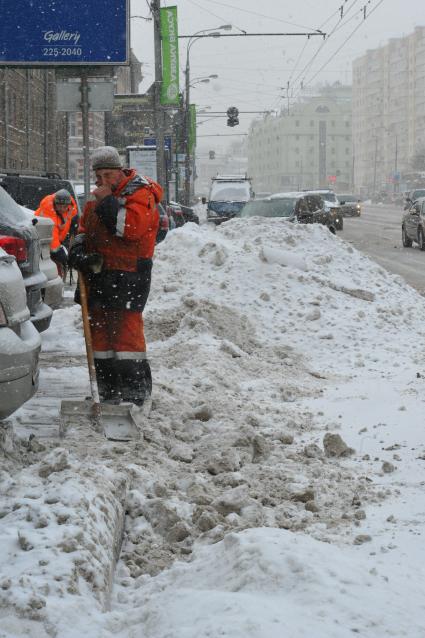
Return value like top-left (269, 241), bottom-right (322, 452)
top-left (227, 106), bottom-right (239, 127)
top-left (209, 150), bottom-right (216, 160)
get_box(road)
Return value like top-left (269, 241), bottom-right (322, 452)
top-left (341, 203), bottom-right (425, 293)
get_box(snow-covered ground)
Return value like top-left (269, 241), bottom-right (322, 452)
top-left (1, 218), bottom-right (425, 637)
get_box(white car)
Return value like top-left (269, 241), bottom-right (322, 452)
top-left (0, 247), bottom-right (41, 419)
top-left (20, 206), bottom-right (64, 309)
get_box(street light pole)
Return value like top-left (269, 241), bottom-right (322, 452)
top-left (152, 0), bottom-right (166, 194)
top-left (183, 26), bottom-right (231, 205)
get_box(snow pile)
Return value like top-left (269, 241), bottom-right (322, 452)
top-left (1, 218), bottom-right (425, 636)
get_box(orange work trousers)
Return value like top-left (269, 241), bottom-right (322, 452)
top-left (90, 307), bottom-right (146, 359)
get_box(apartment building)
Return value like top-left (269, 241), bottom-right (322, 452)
top-left (247, 85), bottom-right (352, 195)
top-left (352, 26), bottom-right (425, 195)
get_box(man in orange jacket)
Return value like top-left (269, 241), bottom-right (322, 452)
top-left (35, 189), bottom-right (78, 273)
top-left (68, 146), bottom-right (162, 407)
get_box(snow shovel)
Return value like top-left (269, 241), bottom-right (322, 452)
top-left (60, 272), bottom-right (150, 441)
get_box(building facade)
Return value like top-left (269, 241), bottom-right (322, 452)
top-left (248, 85), bottom-right (352, 195)
top-left (352, 26), bottom-right (425, 196)
top-left (0, 68), bottom-right (68, 175)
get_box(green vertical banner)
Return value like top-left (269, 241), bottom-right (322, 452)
top-left (160, 6), bottom-right (179, 105)
top-left (189, 104), bottom-right (196, 153)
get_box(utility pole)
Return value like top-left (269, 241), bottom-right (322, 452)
top-left (152, 0), bottom-right (166, 193)
top-left (394, 134), bottom-right (398, 194)
top-left (373, 136), bottom-right (378, 196)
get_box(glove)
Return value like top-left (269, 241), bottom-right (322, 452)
top-left (50, 245), bottom-right (68, 266)
top-left (75, 252), bottom-right (103, 274)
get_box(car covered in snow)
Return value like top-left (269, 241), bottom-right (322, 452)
top-left (19, 206), bottom-right (64, 309)
top-left (0, 185), bottom-right (53, 332)
top-left (0, 247), bottom-right (41, 419)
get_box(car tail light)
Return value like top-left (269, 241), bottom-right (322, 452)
top-left (0, 303), bottom-right (7, 327)
top-left (0, 235), bottom-right (28, 263)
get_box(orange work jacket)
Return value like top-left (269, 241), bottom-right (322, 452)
top-left (35, 194), bottom-right (77, 251)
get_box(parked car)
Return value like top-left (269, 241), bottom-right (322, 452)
top-left (404, 188), bottom-right (425, 210)
top-left (179, 204), bottom-right (199, 225)
top-left (304, 189), bottom-right (344, 230)
top-left (156, 203), bottom-right (169, 243)
top-left (20, 206), bottom-right (64, 309)
top-left (0, 172), bottom-right (80, 212)
top-left (402, 197), bottom-right (425, 249)
top-left (0, 186), bottom-right (52, 332)
top-left (238, 192), bottom-right (338, 234)
top-left (337, 194), bottom-right (362, 217)
top-left (166, 201), bottom-right (199, 227)
top-left (0, 247), bottom-right (41, 419)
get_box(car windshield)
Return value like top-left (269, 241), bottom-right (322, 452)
top-left (209, 201), bottom-right (246, 214)
top-left (412, 190), bottom-right (425, 199)
top-left (239, 198), bottom-right (296, 218)
top-left (210, 182), bottom-right (251, 202)
top-left (339, 194), bottom-right (357, 202)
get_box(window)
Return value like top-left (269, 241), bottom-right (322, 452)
top-left (295, 120), bottom-right (300, 127)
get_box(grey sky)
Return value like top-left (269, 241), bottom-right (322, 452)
top-left (130, 0), bottom-right (424, 150)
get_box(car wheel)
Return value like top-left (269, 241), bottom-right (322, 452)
top-left (419, 228), bottom-right (425, 251)
top-left (402, 226), bottom-right (412, 247)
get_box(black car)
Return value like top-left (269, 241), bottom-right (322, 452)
top-left (0, 172), bottom-right (79, 211)
top-left (337, 194), bottom-right (362, 217)
top-left (403, 188), bottom-right (425, 210)
top-left (238, 192), bottom-right (338, 234)
top-left (402, 197), bottom-right (425, 249)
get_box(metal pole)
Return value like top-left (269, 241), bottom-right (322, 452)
top-left (80, 74), bottom-right (91, 203)
top-left (373, 136), bottom-right (378, 196)
top-left (152, 0), bottom-right (166, 192)
top-left (394, 135), bottom-right (398, 193)
top-left (184, 49), bottom-right (191, 206)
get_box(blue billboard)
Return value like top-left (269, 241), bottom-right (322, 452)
top-left (0, 0), bottom-right (129, 65)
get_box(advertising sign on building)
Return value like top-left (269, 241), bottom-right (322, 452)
top-left (159, 6), bottom-right (179, 106)
top-left (0, 0), bottom-right (129, 65)
top-left (105, 95), bottom-right (155, 153)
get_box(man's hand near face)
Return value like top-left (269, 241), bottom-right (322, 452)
top-left (93, 184), bottom-right (113, 201)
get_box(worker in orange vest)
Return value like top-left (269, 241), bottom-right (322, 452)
top-left (35, 189), bottom-right (78, 275)
top-left (68, 146), bottom-right (162, 407)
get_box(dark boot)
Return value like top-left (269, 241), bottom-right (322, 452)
top-left (94, 359), bottom-right (120, 403)
top-left (115, 359), bottom-right (152, 406)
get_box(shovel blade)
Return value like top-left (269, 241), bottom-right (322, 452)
top-left (60, 399), bottom-right (151, 441)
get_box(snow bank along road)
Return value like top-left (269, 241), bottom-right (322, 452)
top-left (2, 218), bottom-right (425, 637)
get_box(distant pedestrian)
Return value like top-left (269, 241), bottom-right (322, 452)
top-left (193, 196), bottom-right (208, 223)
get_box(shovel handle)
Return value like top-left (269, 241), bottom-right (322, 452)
top-left (78, 272), bottom-right (101, 409)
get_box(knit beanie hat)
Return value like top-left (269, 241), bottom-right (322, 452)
top-left (54, 189), bottom-right (72, 205)
top-left (91, 146), bottom-right (122, 170)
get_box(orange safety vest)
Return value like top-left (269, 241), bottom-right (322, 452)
top-left (35, 194), bottom-right (77, 251)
